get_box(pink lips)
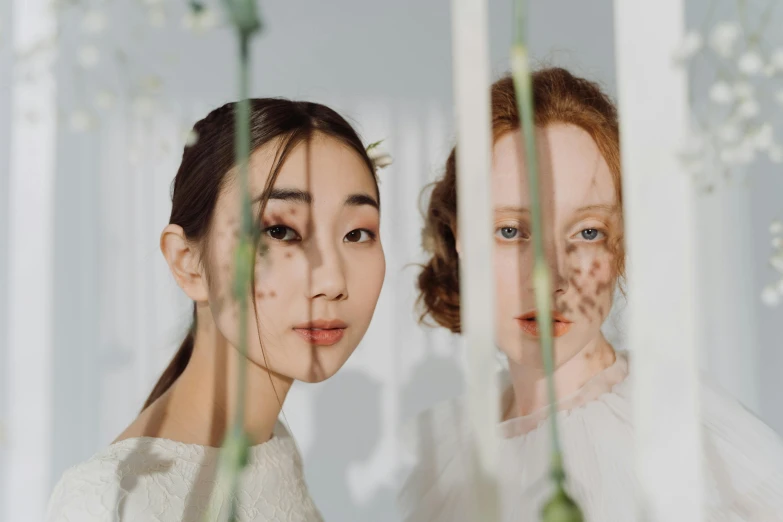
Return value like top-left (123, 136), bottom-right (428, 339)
top-left (515, 310), bottom-right (572, 338)
top-left (292, 319), bottom-right (348, 346)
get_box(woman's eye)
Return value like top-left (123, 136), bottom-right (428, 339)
top-left (495, 226), bottom-right (522, 240)
top-left (580, 228), bottom-right (605, 241)
top-left (344, 229), bottom-right (376, 243)
top-left (265, 225), bottom-right (300, 242)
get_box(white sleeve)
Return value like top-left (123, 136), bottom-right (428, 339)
top-left (700, 379), bottom-right (783, 520)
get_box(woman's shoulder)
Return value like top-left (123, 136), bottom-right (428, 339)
top-left (45, 442), bottom-right (133, 522)
top-left (45, 438), bottom-right (209, 522)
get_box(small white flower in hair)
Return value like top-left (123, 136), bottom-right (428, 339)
top-left (366, 140), bottom-right (393, 170)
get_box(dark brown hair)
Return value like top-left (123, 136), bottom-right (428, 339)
top-left (417, 67), bottom-right (623, 333)
top-left (142, 99), bottom-right (379, 410)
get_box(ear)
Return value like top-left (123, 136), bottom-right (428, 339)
top-left (160, 224), bottom-right (209, 302)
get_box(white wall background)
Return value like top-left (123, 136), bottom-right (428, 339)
top-left (1, 1), bottom-right (781, 521)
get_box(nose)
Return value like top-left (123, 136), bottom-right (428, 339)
top-left (306, 238), bottom-right (348, 301)
top-left (545, 240), bottom-right (570, 296)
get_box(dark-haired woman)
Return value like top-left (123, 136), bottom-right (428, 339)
top-left (46, 99), bottom-right (386, 521)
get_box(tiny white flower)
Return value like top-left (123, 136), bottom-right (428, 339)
top-left (184, 129), bottom-right (199, 147)
top-left (78, 45), bottom-right (100, 69)
top-left (675, 32), bottom-right (703, 63)
top-left (738, 51), bottom-right (764, 75)
top-left (718, 123), bottom-right (741, 143)
top-left (771, 254), bottom-right (783, 273)
top-left (771, 221), bottom-right (783, 235)
top-left (82, 9), bottom-right (107, 34)
top-left (709, 22), bottom-right (741, 58)
top-left (737, 99), bottom-right (760, 119)
top-left (734, 81), bottom-right (754, 99)
top-left (148, 7), bottom-right (166, 28)
top-left (772, 237), bottom-right (782, 249)
top-left (183, 6), bottom-right (218, 33)
top-left (69, 110), bottom-right (93, 132)
top-left (94, 90), bottom-right (116, 110)
top-left (753, 124), bottom-right (774, 150)
top-left (769, 145), bottom-right (783, 164)
top-left (761, 285), bottom-right (780, 307)
top-left (775, 90), bottom-right (783, 107)
top-left (368, 145), bottom-right (393, 169)
top-left (709, 81), bottom-right (734, 104)
top-left (771, 48), bottom-right (783, 70)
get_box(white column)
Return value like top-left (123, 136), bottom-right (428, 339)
top-left (613, 1), bottom-right (704, 521)
top-left (5, 0), bottom-right (58, 520)
top-left (451, 0), bottom-right (499, 519)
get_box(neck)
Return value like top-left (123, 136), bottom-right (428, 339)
top-left (155, 313), bottom-right (293, 447)
top-left (505, 335), bottom-right (615, 419)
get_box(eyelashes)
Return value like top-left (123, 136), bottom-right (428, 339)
top-left (493, 225), bottom-right (609, 243)
top-left (262, 225), bottom-right (378, 244)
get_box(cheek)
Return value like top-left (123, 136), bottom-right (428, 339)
top-left (493, 245), bottom-right (533, 307)
top-left (566, 245), bottom-right (615, 320)
top-left (348, 248), bottom-right (385, 308)
top-left (252, 248), bottom-right (302, 304)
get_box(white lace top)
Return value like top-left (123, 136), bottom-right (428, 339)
top-left (45, 422), bottom-right (323, 522)
top-left (398, 352), bottom-right (783, 521)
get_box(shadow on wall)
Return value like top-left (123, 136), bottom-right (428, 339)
top-left (305, 354), bottom-right (464, 521)
top-left (305, 370), bottom-right (396, 522)
top-left (401, 349), bottom-right (464, 423)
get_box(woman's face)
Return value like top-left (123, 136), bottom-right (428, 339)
top-left (205, 133), bottom-right (385, 382)
top-left (491, 123), bottom-right (621, 370)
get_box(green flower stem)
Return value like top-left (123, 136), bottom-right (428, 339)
top-left (203, 1), bottom-right (261, 521)
top-left (510, 1), bottom-right (583, 520)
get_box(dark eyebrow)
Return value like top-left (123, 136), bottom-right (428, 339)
top-left (254, 189), bottom-right (379, 210)
top-left (345, 193), bottom-right (379, 210)
top-left (254, 188), bottom-right (312, 205)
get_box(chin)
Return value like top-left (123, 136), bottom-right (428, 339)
top-left (292, 351), bottom-right (350, 383)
